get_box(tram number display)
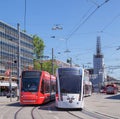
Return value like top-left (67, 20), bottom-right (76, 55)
top-left (59, 68), bottom-right (82, 75)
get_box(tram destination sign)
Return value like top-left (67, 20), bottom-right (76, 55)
top-left (22, 71), bottom-right (41, 78)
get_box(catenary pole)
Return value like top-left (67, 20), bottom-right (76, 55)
top-left (52, 48), bottom-right (54, 75)
top-left (17, 23), bottom-right (21, 100)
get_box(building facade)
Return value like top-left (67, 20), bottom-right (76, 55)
top-left (0, 21), bottom-right (33, 95)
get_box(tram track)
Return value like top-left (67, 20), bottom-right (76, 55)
top-left (82, 109), bottom-right (113, 119)
top-left (67, 111), bottom-right (84, 119)
top-left (31, 106), bottom-right (38, 119)
top-left (67, 109), bottom-right (119, 119)
top-left (47, 102), bottom-right (115, 119)
top-left (14, 106), bottom-right (38, 119)
top-left (14, 107), bottom-right (24, 119)
top-left (94, 111), bottom-right (119, 119)
top-left (14, 102), bottom-right (119, 119)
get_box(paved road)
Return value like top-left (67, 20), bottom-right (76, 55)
top-left (84, 93), bottom-right (120, 119)
top-left (0, 93), bottom-right (120, 119)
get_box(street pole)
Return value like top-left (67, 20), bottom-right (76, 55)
top-left (52, 48), bottom-right (54, 75)
top-left (9, 71), bottom-right (12, 102)
top-left (17, 23), bottom-right (21, 100)
top-left (70, 57), bottom-right (72, 67)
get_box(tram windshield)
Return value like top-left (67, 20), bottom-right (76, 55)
top-left (59, 75), bottom-right (82, 94)
top-left (21, 78), bottom-right (40, 92)
top-left (21, 71), bottom-right (41, 92)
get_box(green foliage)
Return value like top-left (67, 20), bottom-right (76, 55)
top-left (33, 59), bottom-right (41, 70)
top-left (42, 60), bottom-right (58, 74)
top-left (33, 35), bottom-right (45, 59)
top-left (33, 35), bottom-right (58, 75)
top-left (33, 59), bottom-right (58, 75)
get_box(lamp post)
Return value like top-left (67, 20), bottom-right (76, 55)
top-left (5, 68), bottom-right (12, 102)
top-left (52, 48), bottom-right (54, 75)
top-left (16, 23), bottom-right (21, 101)
top-left (9, 71), bottom-right (12, 102)
top-left (98, 68), bottom-right (104, 92)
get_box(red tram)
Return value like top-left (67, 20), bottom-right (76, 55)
top-left (106, 84), bottom-right (118, 94)
top-left (20, 70), bottom-right (56, 105)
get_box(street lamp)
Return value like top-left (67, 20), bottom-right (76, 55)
top-left (64, 49), bottom-right (71, 53)
top-left (67, 57), bottom-right (72, 67)
top-left (52, 24), bottom-right (63, 30)
top-left (64, 38), bottom-right (71, 53)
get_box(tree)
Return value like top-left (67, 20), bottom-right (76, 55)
top-left (33, 59), bottom-right (41, 70)
top-left (42, 60), bottom-right (58, 74)
top-left (33, 35), bottom-right (58, 74)
top-left (33, 35), bottom-right (45, 70)
top-left (34, 59), bottom-right (58, 75)
top-left (33, 35), bottom-right (45, 59)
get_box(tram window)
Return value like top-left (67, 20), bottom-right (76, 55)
top-left (41, 80), bottom-right (44, 94)
top-left (44, 79), bottom-right (50, 93)
top-left (51, 80), bottom-right (56, 93)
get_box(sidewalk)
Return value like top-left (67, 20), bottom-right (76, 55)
top-left (0, 96), bottom-right (18, 104)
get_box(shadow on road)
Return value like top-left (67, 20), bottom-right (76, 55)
top-left (38, 101), bottom-right (82, 112)
top-left (7, 100), bottom-right (55, 108)
top-left (6, 100), bottom-right (82, 112)
top-left (7, 102), bottom-right (22, 107)
top-left (105, 94), bottom-right (120, 100)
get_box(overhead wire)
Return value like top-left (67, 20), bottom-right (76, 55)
top-left (88, 0), bottom-right (99, 6)
top-left (64, 5), bottom-right (95, 52)
top-left (101, 13), bottom-right (120, 32)
top-left (66, 6), bottom-right (93, 40)
top-left (65, 0), bottom-right (110, 41)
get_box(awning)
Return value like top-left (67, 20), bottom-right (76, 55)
top-left (0, 81), bottom-right (17, 87)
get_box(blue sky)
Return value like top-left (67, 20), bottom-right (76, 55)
top-left (0, 0), bottom-right (120, 79)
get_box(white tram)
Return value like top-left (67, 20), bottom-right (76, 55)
top-left (55, 67), bottom-right (84, 109)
